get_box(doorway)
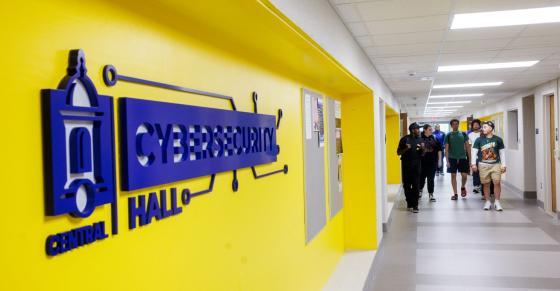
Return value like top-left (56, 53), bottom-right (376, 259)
top-left (548, 94), bottom-right (557, 213)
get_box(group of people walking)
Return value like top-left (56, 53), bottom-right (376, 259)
top-left (397, 119), bottom-right (507, 213)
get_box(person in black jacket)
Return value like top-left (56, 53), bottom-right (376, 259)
top-left (397, 122), bottom-right (424, 213)
top-left (419, 124), bottom-right (442, 202)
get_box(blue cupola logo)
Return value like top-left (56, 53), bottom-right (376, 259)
top-left (42, 49), bottom-right (116, 218)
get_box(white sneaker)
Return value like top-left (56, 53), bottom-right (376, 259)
top-left (494, 200), bottom-right (503, 211)
top-left (483, 201), bottom-right (492, 211)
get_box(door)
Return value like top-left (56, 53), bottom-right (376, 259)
top-left (549, 94), bottom-right (557, 213)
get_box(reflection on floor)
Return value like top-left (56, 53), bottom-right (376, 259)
top-left (371, 175), bottom-right (560, 291)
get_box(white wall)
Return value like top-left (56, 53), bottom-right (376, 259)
top-left (533, 80), bottom-right (560, 209)
top-left (271, 0), bottom-right (401, 246)
top-left (461, 78), bottom-right (560, 210)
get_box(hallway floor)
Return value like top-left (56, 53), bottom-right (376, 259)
top-left (371, 174), bottom-right (560, 291)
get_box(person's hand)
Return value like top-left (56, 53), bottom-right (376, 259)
top-left (446, 161), bottom-right (450, 168)
top-left (501, 166), bottom-right (506, 173)
top-left (438, 160), bottom-right (442, 168)
top-left (471, 165), bottom-right (478, 172)
top-left (406, 144), bottom-right (411, 149)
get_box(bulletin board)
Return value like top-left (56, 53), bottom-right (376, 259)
top-left (302, 89), bottom-right (327, 243)
top-left (327, 97), bottom-right (343, 218)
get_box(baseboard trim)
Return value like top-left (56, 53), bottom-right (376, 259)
top-left (383, 186), bottom-right (401, 233)
top-left (502, 180), bottom-right (537, 200)
top-left (537, 199), bottom-right (545, 209)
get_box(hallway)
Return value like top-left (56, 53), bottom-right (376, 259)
top-left (372, 174), bottom-right (560, 291)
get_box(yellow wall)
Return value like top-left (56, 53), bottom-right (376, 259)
top-left (342, 94), bottom-right (377, 250)
top-left (0, 0), bottom-right (377, 290)
top-left (385, 105), bottom-right (401, 184)
top-left (460, 121), bottom-right (468, 132)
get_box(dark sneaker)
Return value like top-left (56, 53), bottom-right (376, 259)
top-left (412, 207), bottom-right (419, 213)
top-left (451, 194), bottom-right (458, 200)
top-left (473, 188), bottom-right (480, 194)
top-left (429, 193), bottom-right (436, 202)
top-left (461, 187), bottom-right (467, 197)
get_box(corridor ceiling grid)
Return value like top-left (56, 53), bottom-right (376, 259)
top-left (329, 0), bottom-right (560, 118)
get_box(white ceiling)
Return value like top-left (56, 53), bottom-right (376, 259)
top-left (329, 0), bottom-right (560, 118)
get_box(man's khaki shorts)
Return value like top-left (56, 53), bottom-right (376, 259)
top-left (478, 163), bottom-right (502, 184)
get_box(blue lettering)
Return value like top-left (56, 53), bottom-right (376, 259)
top-left (128, 196), bottom-right (147, 229)
top-left (147, 192), bottom-right (162, 223)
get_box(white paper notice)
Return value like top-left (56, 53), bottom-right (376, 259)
top-left (304, 94), bottom-right (312, 139)
top-left (335, 100), bottom-right (341, 119)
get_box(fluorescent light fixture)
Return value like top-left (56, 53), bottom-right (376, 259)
top-left (426, 106), bottom-right (464, 109)
top-left (425, 109), bottom-right (457, 112)
top-left (430, 93), bottom-right (483, 98)
top-left (433, 82), bottom-right (503, 89)
top-left (451, 6), bottom-right (560, 29)
top-left (438, 61), bottom-right (538, 72)
top-left (427, 101), bottom-right (472, 105)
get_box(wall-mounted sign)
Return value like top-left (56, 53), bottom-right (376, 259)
top-left (120, 98), bottom-right (278, 191)
top-left (42, 49), bottom-right (287, 256)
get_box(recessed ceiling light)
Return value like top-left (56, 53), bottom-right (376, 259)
top-left (438, 61), bottom-right (538, 72)
top-left (430, 94), bottom-right (484, 98)
top-left (451, 6), bottom-right (560, 29)
top-left (433, 82), bottom-right (503, 89)
top-left (427, 101), bottom-right (472, 105)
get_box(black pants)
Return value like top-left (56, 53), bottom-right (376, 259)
top-left (473, 163), bottom-right (481, 187)
top-left (420, 162), bottom-right (436, 194)
top-left (402, 160), bottom-right (421, 208)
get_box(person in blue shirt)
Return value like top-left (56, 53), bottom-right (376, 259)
top-left (433, 124), bottom-right (446, 175)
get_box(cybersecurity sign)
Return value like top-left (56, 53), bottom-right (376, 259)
top-left (42, 49), bottom-right (286, 256)
top-left (120, 98), bottom-right (278, 191)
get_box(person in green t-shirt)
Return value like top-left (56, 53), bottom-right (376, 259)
top-left (470, 121), bottom-right (507, 211)
top-left (444, 119), bottom-right (471, 200)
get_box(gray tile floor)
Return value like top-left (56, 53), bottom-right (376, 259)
top-left (370, 174), bottom-right (560, 291)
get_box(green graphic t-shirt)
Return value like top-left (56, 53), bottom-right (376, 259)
top-left (444, 131), bottom-right (468, 159)
top-left (472, 135), bottom-right (505, 164)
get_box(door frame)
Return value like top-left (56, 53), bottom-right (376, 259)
top-left (544, 93), bottom-right (559, 215)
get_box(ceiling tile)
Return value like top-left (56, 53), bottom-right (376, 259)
top-left (334, 4), bottom-right (362, 22)
top-left (495, 47), bottom-right (559, 59)
top-left (368, 42), bottom-right (441, 57)
top-left (442, 38), bottom-right (511, 53)
top-left (365, 15), bottom-right (449, 35)
top-left (356, 35), bottom-right (374, 47)
top-left (373, 54), bottom-right (439, 65)
top-left (356, 0), bottom-right (452, 21)
top-left (438, 51), bottom-right (499, 64)
top-left (521, 23), bottom-right (560, 37)
top-left (508, 36), bottom-right (560, 49)
top-left (347, 21), bottom-right (369, 36)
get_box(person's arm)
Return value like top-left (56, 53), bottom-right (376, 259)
top-left (500, 148), bottom-right (507, 173)
top-left (397, 137), bottom-right (409, 156)
top-left (471, 148), bottom-right (479, 171)
top-left (466, 141), bottom-right (472, 162)
top-left (445, 143), bottom-right (450, 166)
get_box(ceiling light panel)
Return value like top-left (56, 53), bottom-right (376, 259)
top-left (432, 82), bottom-right (503, 89)
top-left (430, 94), bottom-right (484, 98)
top-left (451, 6), bottom-right (560, 29)
top-left (427, 101), bottom-right (472, 104)
top-left (438, 61), bottom-right (538, 72)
